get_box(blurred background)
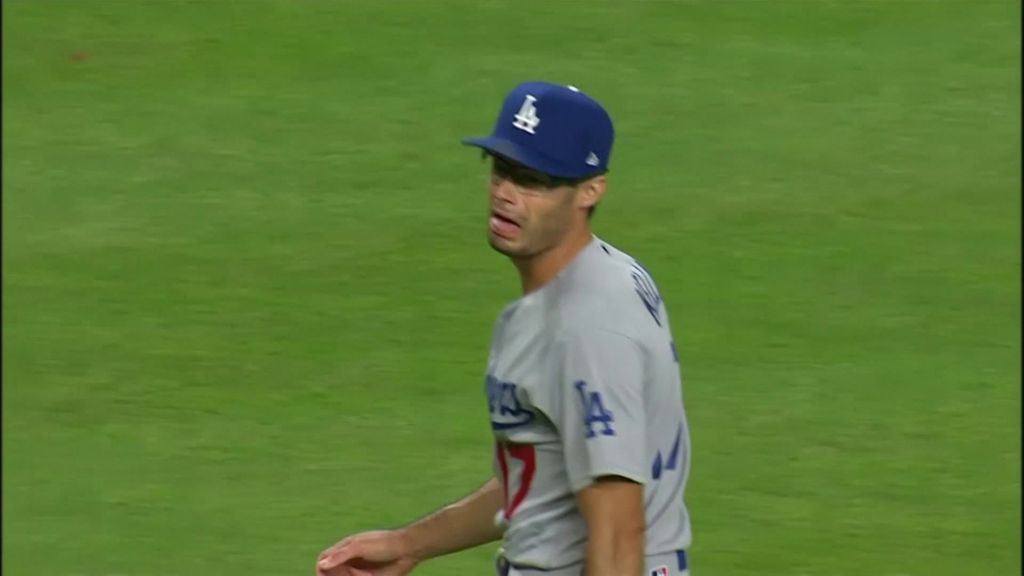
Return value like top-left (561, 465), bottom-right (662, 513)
top-left (2, 1), bottom-right (1020, 575)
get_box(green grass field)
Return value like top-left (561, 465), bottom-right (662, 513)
top-left (3, 1), bottom-right (1020, 575)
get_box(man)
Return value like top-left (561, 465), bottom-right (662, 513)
top-left (317, 81), bottom-right (693, 576)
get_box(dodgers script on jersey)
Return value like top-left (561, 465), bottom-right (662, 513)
top-left (485, 236), bottom-right (692, 571)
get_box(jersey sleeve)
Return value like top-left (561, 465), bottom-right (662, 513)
top-left (543, 329), bottom-right (647, 493)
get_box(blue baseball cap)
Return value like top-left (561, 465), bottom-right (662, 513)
top-left (462, 81), bottom-right (614, 179)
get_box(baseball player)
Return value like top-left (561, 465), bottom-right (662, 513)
top-left (317, 81), bottom-right (693, 576)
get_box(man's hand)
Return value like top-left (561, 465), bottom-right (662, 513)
top-left (316, 530), bottom-right (419, 576)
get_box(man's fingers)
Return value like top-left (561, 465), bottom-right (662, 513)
top-left (317, 567), bottom-right (364, 576)
top-left (317, 556), bottom-right (341, 571)
top-left (317, 539), bottom-right (352, 567)
top-left (317, 542), bottom-right (359, 571)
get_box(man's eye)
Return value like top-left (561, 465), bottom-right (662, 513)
top-left (491, 166), bottom-right (512, 181)
top-left (513, 173), bottom-right (548, 188)
top-left (492, 162), bottom-right (513, 178)
top-left (491, 159), bottom-right (555, 189)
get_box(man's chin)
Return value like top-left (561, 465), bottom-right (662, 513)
top-left (488, 234), bottom-right (529, 257)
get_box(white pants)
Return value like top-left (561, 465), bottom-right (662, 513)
top-left (497, 550), bottom-right (690, 576)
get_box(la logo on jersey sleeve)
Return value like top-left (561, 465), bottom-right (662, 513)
top-left (574, 380), bottom-right (615, 438)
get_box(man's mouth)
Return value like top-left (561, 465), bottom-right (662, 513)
top-left (489, 211), bottom-right (522, 238)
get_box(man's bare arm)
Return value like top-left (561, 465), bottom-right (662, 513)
top-left (400, 477), bottom-right (505, 560)
top-left (577, 476), bottom-right (645, 576)
top-left (317, 478), bottom-right (504, 574)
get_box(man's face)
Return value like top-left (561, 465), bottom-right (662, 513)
top-left (486, 154), bottom-right (582, 259)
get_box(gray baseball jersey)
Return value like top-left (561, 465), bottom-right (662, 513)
top-left (485, 236), bottom-right (692, 570)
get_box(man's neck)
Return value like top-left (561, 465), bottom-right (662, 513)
top-left (512, 228), bottom-right (594, 295)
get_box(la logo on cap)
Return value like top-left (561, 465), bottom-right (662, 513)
top-left (512, 94), bottom-right (540, 134)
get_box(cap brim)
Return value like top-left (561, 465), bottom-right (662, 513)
top-left (462, 136), bottom-right (589, 179)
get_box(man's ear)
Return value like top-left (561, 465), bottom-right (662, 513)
top-left (577, 175), bottom-right (607, 211)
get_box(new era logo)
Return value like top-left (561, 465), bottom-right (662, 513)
top-left (651, 566), bottom-right (670, 576)
top-left (512, 95), bottom-right (540, 134)
top-left (586, 152), bottom-right (600, 166)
